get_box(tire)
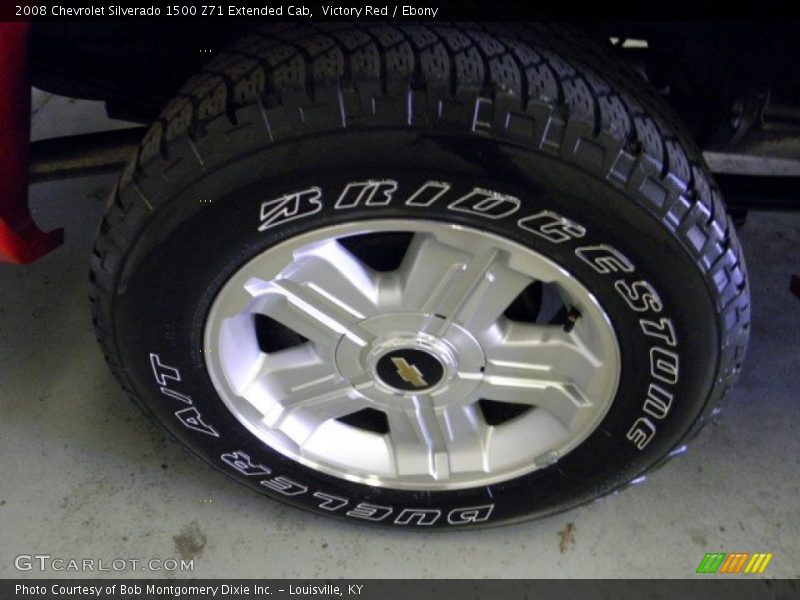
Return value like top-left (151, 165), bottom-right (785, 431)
top-left (90, 23), bottom-right (750, 529)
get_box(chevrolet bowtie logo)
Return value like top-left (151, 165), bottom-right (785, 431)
top-left (390, 357), bottom-right (428, 388)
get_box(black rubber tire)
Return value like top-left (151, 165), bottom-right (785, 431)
top-left (90, 23), bottom-right (750, 529)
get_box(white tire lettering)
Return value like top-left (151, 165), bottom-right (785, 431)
top-left (345, 503), bottom-right (392, 522)
top-left (650, 347), bottom-right (679, 385)
top-left (258, 187), bottom-right (322, 232)
top-left (518, 211), bottom-right (586, 243)
top-left (626, 417), bottom-right (656, 450)
top-left (175, 407), bottom-right (219, 437)
top-left (150, 353), bottom-right (222, 437)
top-left (150, 353), bottom-right (181, 386)
top-left (614, 280), bottom-right (664, 313)
top-left (575, 245), bottom-right (635, 274)
top-left (313, 492), bottom-right (349, 511)
top-left (643, 384), bottom-right (673, 420)
top-left (393, 508), bottom-right (441, 526)
top-left (220, 450), bottom-right (271, 476)
top-left (639, 317), bottom-right (677, 347)
top-left (447, 187), bottom-right (520, 219)
top-left (260, 476), bottom-right (307, 496)
top-left (160, 387), bottom-right (192, 405)
top-left (405, 181), bottom-right (451, 207)
top-left (447, 504), bottom-right (494, 524)
top-left (334, 180), bottom-right (397, 208)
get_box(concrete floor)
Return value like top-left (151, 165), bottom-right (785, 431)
top-left (0, 92), bottom-right (798, 579)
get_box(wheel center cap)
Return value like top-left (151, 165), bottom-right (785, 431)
top-left (335, 312), bottom-right (486, 406)
top-left (376, 348), bottom-right (444, 392)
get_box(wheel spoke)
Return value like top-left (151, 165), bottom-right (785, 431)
top-left (243, 344), bottom-right (371, 444)
top-left (291, 239), bottom-right (382, 312)
top-left (245, 241), bottom-right (379, 353)
top-left (398, 233), bottom-right (532, 333)
top-left (480, 320), bottom-right (603, 388)
top-left (385, 399), bottom-right (489, 480)
top-left (440, 404), bottom-right (489, 474)
top-left (386, 399), bottom-right (450, 480)
top-left (478, 347), bottom-right (593, 431)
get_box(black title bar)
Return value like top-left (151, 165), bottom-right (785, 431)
top-left (4, 0), bottom-right (800, 22)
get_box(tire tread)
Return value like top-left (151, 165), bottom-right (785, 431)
top-left (90, 22), bottom-right (750, 507)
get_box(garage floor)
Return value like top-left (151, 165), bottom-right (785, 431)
top-left (1, 92), bottom-right (798, 579)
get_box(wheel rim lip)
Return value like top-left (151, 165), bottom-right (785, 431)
top-left (203, 219), bottom-right (621, 491)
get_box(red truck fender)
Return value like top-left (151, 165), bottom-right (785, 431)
top-left (0, 22), bottom-right (63, 264)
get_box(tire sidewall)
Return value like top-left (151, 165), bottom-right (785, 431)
top-left (113, 130), bottom-right (719, 528)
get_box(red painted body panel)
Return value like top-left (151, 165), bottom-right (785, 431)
top-left (0, 22), bottom-right (63, 264)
